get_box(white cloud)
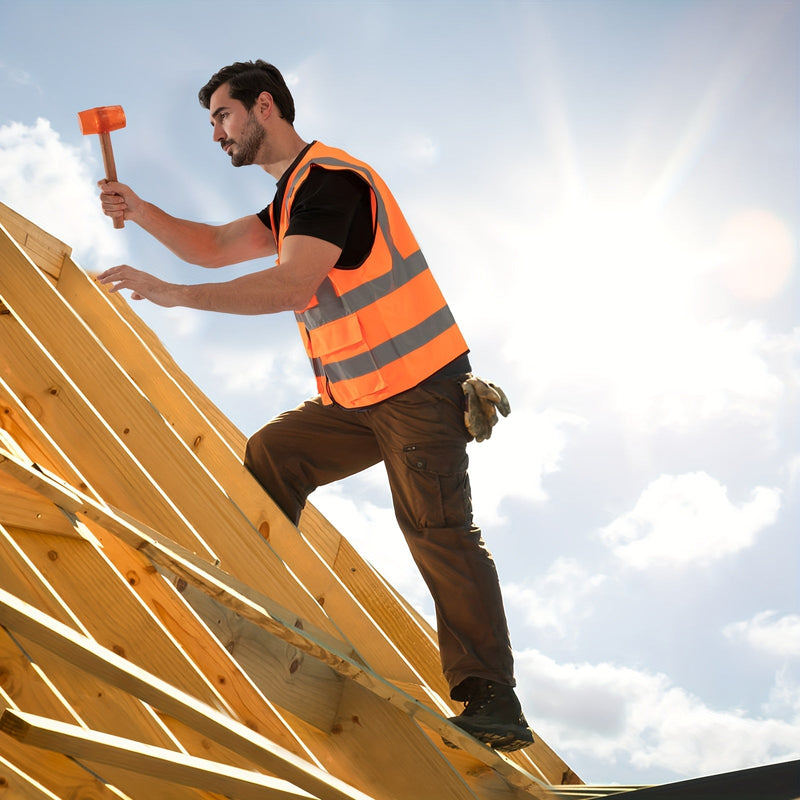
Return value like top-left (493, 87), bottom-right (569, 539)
top-left (516, 649), bottom-right (800, 780)
top-left (617, 320), bottom-right (793, 430)
top-left (724, 611), bottom-right (800, 658)
top-left (599, 472), bottom-right (781, 569)
top-left (467, 407), bottom-right (585, 525)
top-left (505, 557), bottom-right (607, 636)
top-left (0, 119), bottom-right (126, 270)
top-left (207, 346), bottom-right (279, 394)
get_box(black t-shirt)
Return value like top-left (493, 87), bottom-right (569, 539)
top-left (257, 143), bottom-right (471, 378)
top-left (257, 143), bottom-right (375, 269)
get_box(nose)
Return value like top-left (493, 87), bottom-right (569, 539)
top-left (212, 120), bottom-right (225, 143)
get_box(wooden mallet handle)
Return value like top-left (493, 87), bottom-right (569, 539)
top-left (98, 133), bottom-right (123, 229)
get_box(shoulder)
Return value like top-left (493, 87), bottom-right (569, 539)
top-left (294, 164), bottom-right (371, 208)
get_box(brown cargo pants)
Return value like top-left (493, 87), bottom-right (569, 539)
top-left (243, 375), bottom-right (515, 697)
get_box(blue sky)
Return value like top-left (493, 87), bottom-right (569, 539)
top-left (1, 0), bottom-right (798, 788)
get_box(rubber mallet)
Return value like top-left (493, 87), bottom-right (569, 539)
top-left (78, 105), bottom-right (127, 229)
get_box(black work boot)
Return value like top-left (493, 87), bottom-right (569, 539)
top-left (446, 677), bottom-right (534, 752)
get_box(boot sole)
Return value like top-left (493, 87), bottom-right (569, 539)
top-left (442, 725), bottom-right (534, 752)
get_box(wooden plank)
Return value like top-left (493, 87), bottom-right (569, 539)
top-left (0, 626), bottom-right (213, 800)
top-left (0, 514), bottom-right (308, 794)
top-left (0, 753), bottom-right (62, 799)
top-left (0, 208), bottom-right (70, 280)
top-left (0, 388), bottom-right (101, 506)
top-left (95, 529), bottom-right (341, 745)
top-left (0, 233), bottom-right (355, 643)
top-left (0, 469), bottom-right (324, 761)
top-left (0, 312), bottom-right (218, 559)
top-left (169, 577), bottom-right (344, 733)
top-left (0, 587), bottom-right (378, 800)
top-left (0, 740), bottom-right (119, 800)
top-left (0, 442), bottom-right (554, 799)
top-left (0, 446), bottom-right (360, 671)
top-left (1, 709), bottom-right (319, 800)
top-left (0, 474), bottom-right (82, 538)
top-left (0, 521), bottom-right (262, 763)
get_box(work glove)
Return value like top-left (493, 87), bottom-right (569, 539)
top-left (461, 374), bottom-right (511, 442)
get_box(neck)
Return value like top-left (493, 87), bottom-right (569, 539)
top-left (259, 127), bottom-right (309, 180)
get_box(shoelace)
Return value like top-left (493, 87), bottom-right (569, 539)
top-left (462, 683), bottom-right (496, 715)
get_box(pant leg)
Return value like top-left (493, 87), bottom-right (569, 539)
top-left (366, 378), bottom-right (516, 696)
top-left (244, 396), bottom-right (383, 524)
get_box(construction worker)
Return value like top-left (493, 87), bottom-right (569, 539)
top-left (97, 60), bottom-right (533, 752)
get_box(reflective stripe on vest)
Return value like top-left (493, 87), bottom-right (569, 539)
top-left (277, 143), bottom-right (468, 408)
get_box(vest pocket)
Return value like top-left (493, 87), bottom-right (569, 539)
top-left (307, 313), bottom-right (365, 358)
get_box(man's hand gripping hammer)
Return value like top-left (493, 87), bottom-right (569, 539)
top-left (78, 105), bottom-right (126, 229)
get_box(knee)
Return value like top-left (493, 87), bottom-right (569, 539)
top-left (243, 429), bottom-right (266, 474)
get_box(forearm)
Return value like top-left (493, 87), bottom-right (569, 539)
top-left (99, 180), bottom-right (276, 268)
top-left (98, 264), bottom-right (314, 315)
top-left (174, 269), bottom-right (309, 315)
top-left (130, 202), bottom-right (230, 267)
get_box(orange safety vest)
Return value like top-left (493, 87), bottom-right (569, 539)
top-left (271, 142), bottom-right (468, 408)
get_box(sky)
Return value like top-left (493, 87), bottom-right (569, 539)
top-left (1, 0), bottom-right (798, 789)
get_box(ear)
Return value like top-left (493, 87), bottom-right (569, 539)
top-left (255, 91), bottom-right (275, 120)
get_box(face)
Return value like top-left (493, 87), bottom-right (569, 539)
top-left (209, 84), bottom-right (266, 167)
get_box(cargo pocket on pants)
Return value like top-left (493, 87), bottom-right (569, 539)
top-left (402, 443), bottom-right (472, 530)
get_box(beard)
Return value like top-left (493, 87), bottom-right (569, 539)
top-left (226, 111), bottom-right (266, 167)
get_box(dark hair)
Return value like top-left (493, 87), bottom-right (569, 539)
top-left (198, 60), bottom-right (295, 124)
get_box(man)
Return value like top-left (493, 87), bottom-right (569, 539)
top-left (97, 60), bottom-right (533, 752)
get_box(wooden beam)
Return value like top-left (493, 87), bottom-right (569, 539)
top-left (0, 626), bottom-right (210, 799)
top-left (0, 235), bottom-right (356, 644)
top-left (0, 747), bottom-right (102, 800)
top-left (170, 576), bottom-right (344, 733)
top-left (0, 474), bottom-right (81, 538)
top-left (0, 210), bottom-right (70, 280)
top-left (0, 446), bottom-right (360, 672)
top-left (1, 709), bottom-right (319, 800)
top-left (0, 387), bottom-right (101, 504)
top-left (0, 753), bottom-right (62, 799)
top-left (0, 444), bottom-right (555, 799)
top-left (0, 587), bottom-right (376, 800)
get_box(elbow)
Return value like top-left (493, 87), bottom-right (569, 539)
top-left (291, 290), bottom-right (315, 313)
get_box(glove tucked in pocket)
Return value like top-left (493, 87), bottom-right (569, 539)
top-left (461, 374), bottom-right (511, 442)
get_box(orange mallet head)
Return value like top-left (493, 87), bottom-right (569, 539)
top-left (78, 104), bottom-right (127, 229)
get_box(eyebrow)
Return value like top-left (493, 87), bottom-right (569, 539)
top-left (210, 106), bottom-right (230, 124)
